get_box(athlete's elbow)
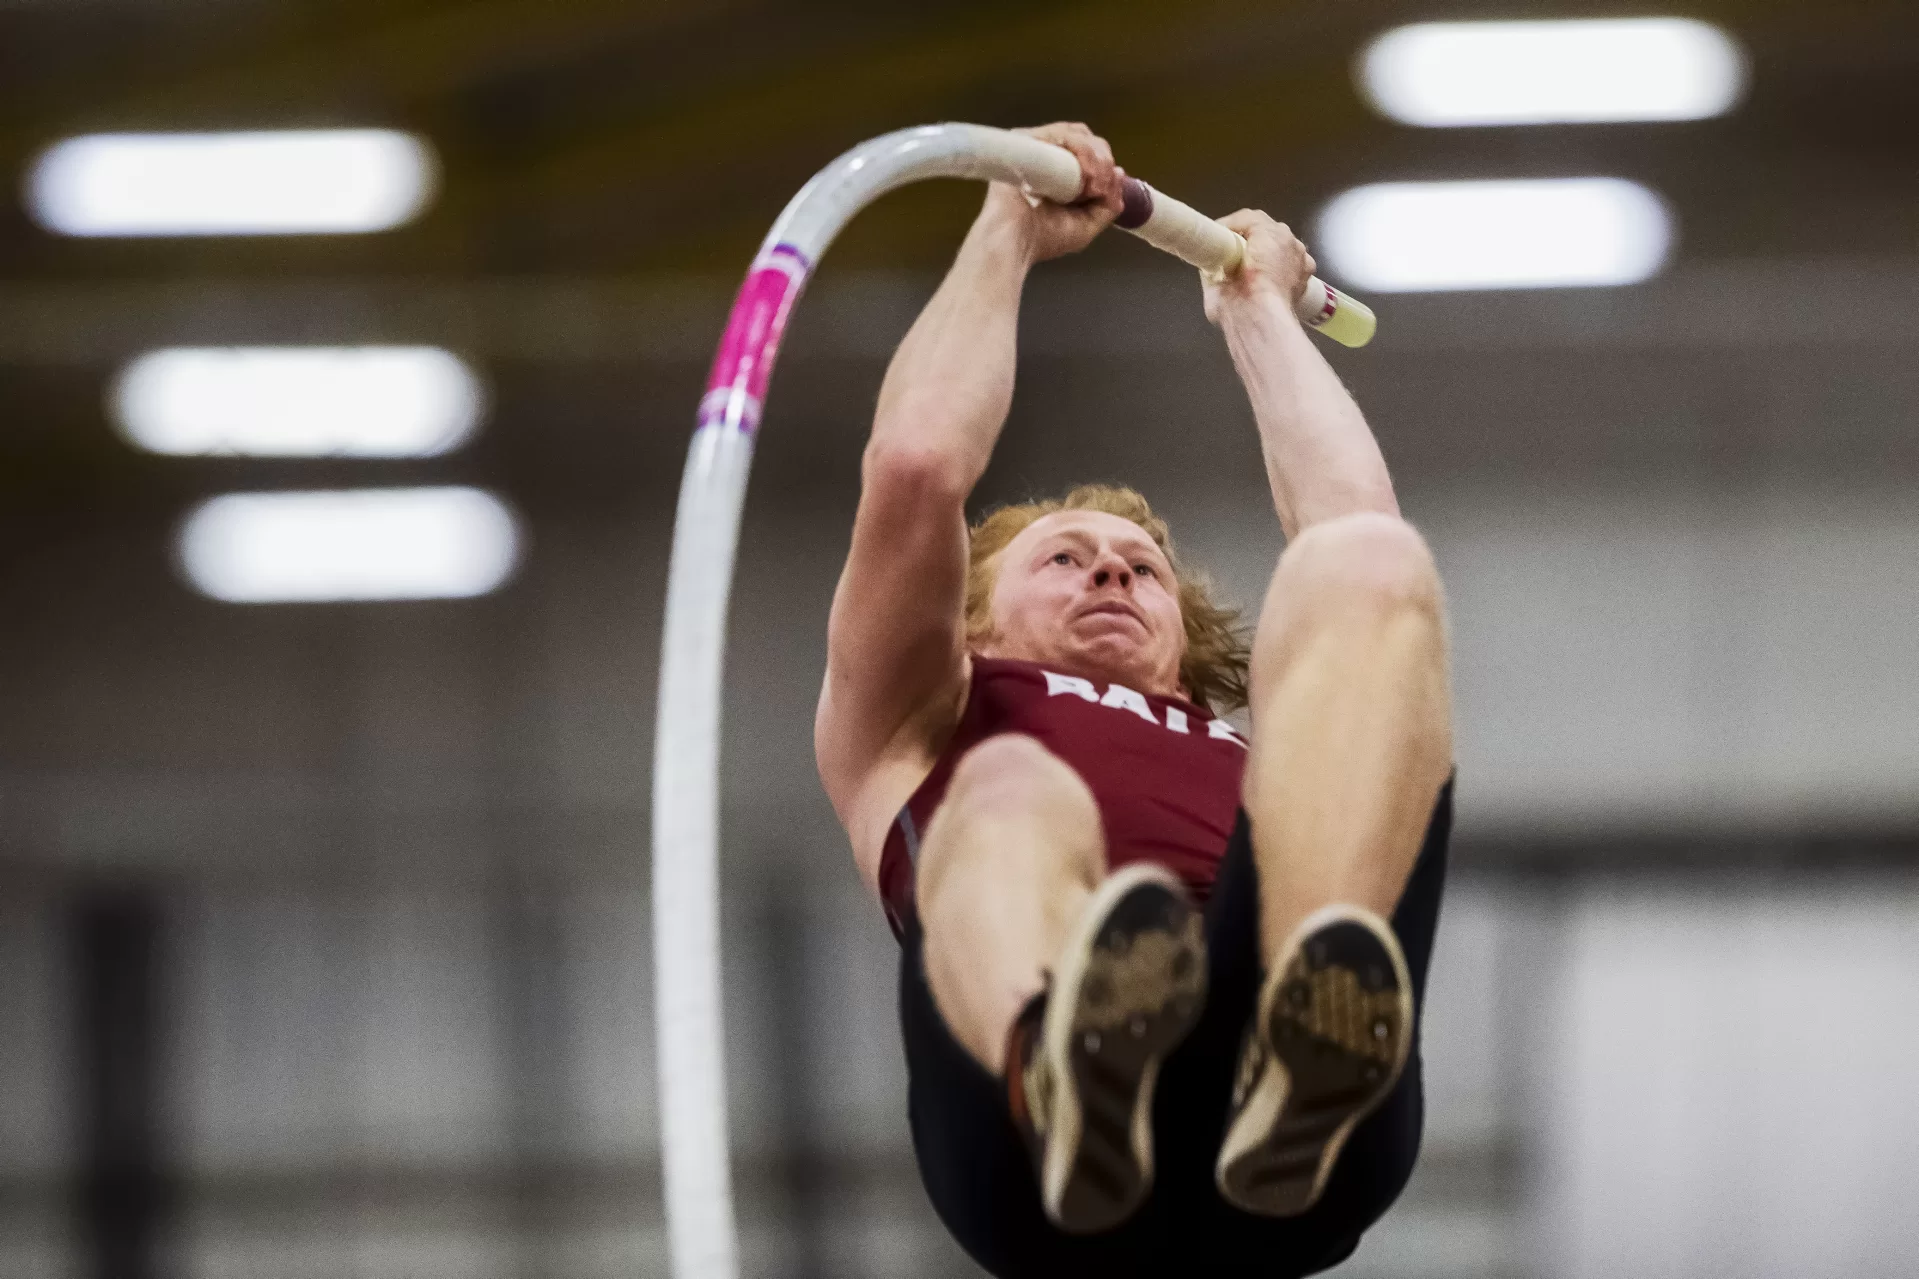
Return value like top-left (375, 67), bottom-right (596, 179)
top-left (1343, 476), bottom-right (1400, 521)
top-left (1287, 476), bottom-right (1400, 535)
top-left (813, 693), bottom-right (861, 824)
top-left (861, 438), bottom-right (972, 506)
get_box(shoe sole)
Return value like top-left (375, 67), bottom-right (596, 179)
top-left (1215, 904), bottom-right (1412, 1217)
top-left (1040, 863), bottom-right (1207, 1234)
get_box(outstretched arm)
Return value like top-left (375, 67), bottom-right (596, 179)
top-left (1203, 212), bottom-right (1398, 540)
top-left (816, 123), bottom-right (1123, 884)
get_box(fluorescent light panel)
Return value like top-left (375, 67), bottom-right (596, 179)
top-left (179, 488), bottom-right (520, 603)
top-left (115, 346), bottom-right (482, 457)
top-left (1317, 179), bottom-right (1672, 292)
top-left (27, 129), bottom-right (433, 236)
top-left (1360, 19), bottom-right (1745, 127)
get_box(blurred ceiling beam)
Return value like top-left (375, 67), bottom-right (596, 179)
top-left (3, 258), bottom-right (1916, 365)
top-left (443, 0), bottom-right (1377, 270)
top-left (6, 0), bottom-right (1914, 275)
top-left (3, 0), bottom-right (712, 158)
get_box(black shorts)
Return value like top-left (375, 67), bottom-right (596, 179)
top-left (897, 780), bottom-right (1454, 1279)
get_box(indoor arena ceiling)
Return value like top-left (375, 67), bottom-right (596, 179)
top-left (2, 0), bottom-right (1916, 526)
top-left (2, 0), bottom-right (1917, 282)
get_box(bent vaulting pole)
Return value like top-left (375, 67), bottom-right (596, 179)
top-left (650, 123), bottom-right (1375, 1279)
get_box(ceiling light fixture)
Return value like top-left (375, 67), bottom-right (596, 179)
top-left (1359, 19), bottom-right (1746, 127)
top-left (115, 346), bottom-right (482, 457)
top-left (178, 488), bottom-right (520, 603)
top-left (27, 129), bottom-right (434, 236)
top-left (1317, 179), bottom-right (1674, 292)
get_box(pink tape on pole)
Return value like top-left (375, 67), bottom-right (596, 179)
top-left (700, 244), bottom-right (811, 434)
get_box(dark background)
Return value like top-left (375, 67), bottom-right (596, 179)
top-left (2, 1), bottom-right (1917, 1276)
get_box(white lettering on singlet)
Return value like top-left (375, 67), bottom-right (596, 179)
top-left (1099, 683), bottom-right (1158, 724)
top-left (1037, 667), bottom-right (1245, 749)
top-left (1208, 717), bottom-right (1247, 746)
top-left (1043, 671), bottom-right (1099, 702)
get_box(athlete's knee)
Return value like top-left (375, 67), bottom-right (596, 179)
top-left (919, 735), bottom-right (1099, 895)
top-left (1272, 512), bottom-right (1442, 622)
top-left (946, 733), bottom-right (1088, 811)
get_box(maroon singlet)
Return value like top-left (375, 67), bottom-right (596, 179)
top-left (877, 656), bottom-right (1248, 940)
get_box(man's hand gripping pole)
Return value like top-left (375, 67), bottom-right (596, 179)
top-left (1005, 134), bottom-right (1378, 348)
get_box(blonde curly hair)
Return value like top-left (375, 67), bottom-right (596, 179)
top-left (965, 483), bottom-right (1251, 713)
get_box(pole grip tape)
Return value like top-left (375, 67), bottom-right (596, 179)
top-left (1115, 175), bottom-right (1376, 348)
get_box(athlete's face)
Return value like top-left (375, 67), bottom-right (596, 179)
top-left (978, 511), bottom-right (1187, 698)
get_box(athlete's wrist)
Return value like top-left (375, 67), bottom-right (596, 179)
top-left (1214, 285), bottom-right (1303, 341)
top-left (1216, 293), bottom-right (1313, 393)
top-left (962, 194), bottom-right (1042, 275)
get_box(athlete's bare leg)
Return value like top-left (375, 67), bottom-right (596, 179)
top-left (918, 731), bottom-right (1207, 1232)
top-left (1242, 511), bottom-right (1452, 964)
top-left (915, 733), bottom-right (1105, 1074)
top-left (1206, 210), bottom-right (1454, 1214)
